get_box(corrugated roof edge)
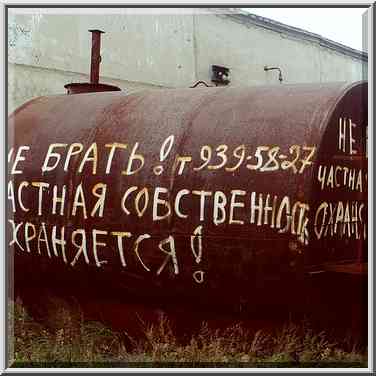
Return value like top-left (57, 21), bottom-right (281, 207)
top-left (208, 8), bottom-right (368, 62)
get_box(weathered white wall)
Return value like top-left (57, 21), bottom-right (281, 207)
top-left (8, 8), bottom-right (367, 113)
top-left (194, 13), bottom-right (366, 85)
top-left (8, 63), bottom-right (164, 111)
top-left (8, 10), bottom-right (196, 86)
top-left (8, 9), bottom-right (196, 112)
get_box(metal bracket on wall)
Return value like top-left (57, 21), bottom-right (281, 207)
top-left (264, 65), bottom-right (283, 83)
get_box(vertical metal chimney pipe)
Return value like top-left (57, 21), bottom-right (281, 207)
top-left (64, 29), bottom-right (121, 94)
top-left (89, 29), bottom-right (105, 84)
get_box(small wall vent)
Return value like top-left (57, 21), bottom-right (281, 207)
top-left (211, 65), bottom-right (230, 86)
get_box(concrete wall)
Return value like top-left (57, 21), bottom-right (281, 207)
top-left (8, 64), bottom-right (164, 111)
top-left (194, 13), bottom-right (366, 85)
top-left (8, 9), bottom-right (196, 112)
top-left (8, 9), bottom-right (367, 113)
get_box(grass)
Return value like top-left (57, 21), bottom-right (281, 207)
top-left (8, 299), bottom-right (367, 368)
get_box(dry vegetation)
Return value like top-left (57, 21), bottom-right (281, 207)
top-left (8, 300), bottom-right (367, 368)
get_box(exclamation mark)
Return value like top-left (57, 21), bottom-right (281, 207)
top-left (153, 135), bottom-right (175, 175)
top-left (191, 225), bottom-right (204, 284)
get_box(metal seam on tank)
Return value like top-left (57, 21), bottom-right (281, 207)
top-left (305, 81), bottom-right (366, 216)
top-left (166, 89), bottom-right (225, 235)
top-left (298, 83), bottom-right (358, 222)
top-left (293, 85), bottom-right (346, 226)
top-left (317, 81), bottom-right (365, 134)
top-left (108, 93), bottom-right (155, 197)
top-left (61, 94), bottom-right (135, 224)
top-left (55, 96), bottom-right (104, 226)
top-left (64, 131), bottom-right (98, 227)
top-left (305, 82), bottom-right (367, 270)
top-left (67, 92), bottom-right (150, 226)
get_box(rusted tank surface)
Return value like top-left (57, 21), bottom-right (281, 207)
top-left (7, 82), bottom-right (367, 314)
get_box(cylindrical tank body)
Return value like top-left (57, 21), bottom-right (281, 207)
top-left (8, 82), bottom-right (367, 311)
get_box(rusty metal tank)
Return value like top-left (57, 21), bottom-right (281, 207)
top-left (7, 81), bottom-right (367, 317)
